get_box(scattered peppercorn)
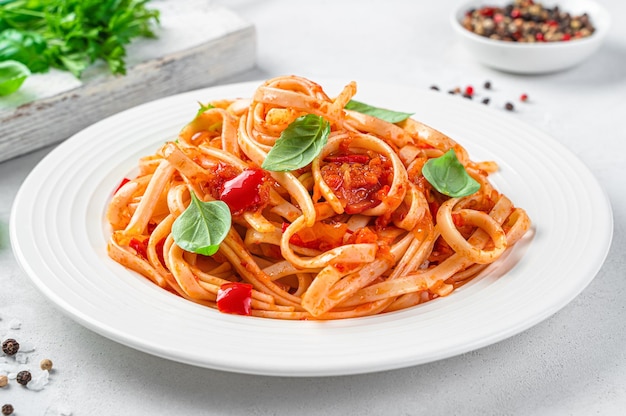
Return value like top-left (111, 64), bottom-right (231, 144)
top-left (1, 339), bottom-right (19, 356)
top-left (448, 90), bottom-right (456, 94)
top-left (505, 102), bottom-right (515, 111)
top-left (484, 81), bottom-right (492, 89)
top-left (453, 86), bottom-right (461, 94)
top-left (0, 376), bottom-right (7, 388)
top-left (430, 85), bottom-right (440, 91)
top-left (40, 358), bottom-right (54, 371)
top-left (462, 0), bottom-right (595, 42)
top-left (520, 93), bottom-right (529, 101)
top-left (1, 404), bottom-right (13, 416)
top-left (482, 97), bottom-right (490, 105)
top-left (463, 93), bottom-right (473, 99)
top-left (16, 370), bottom-right (31, 386)
top-left (465, 85), bottom-right (474, 96)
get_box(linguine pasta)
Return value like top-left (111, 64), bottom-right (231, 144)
top-left (106, 75), bottom-right (531, 320)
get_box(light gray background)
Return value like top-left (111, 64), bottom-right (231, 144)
top-left (1, 1), bottom-right (624, 414)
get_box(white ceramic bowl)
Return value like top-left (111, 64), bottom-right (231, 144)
top-left (451, 0), bottom-right (611, 74)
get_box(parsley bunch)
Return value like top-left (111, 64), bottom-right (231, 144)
top-left (0, 0), bottom-right (159, 95)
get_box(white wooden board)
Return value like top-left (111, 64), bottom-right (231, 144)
top-left (0, 0), bottom-right (256, 162)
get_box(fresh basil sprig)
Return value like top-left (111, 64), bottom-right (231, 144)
top-left (345, 99), bottom-right (413, 124)
top-left (195, 102), bottom-right (215, 118)
top-left (422, 149), bottom-right (480, 197)
top-left (261, 114), bottom-right (330, 171)
top-left (172, 193), bottom-right (231, 256)
top-left (0, 59), bottom-right (30, 96)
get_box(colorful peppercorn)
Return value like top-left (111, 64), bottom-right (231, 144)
top-left (505, 102), bottom-right (515, 111)
top-left (16, 370), bottom-right (31, 386)
top-left (1, 339), bottom-right (19, 356)
top-left (40, 358), bottom-right (54, 371)
top-left (0, 376), bottom-right (7, 388)
top-left (462, 0), bottom-right (595, 43)
top-left (1, 404), bottom-right (13, 416)
top-left (520, 93), bottom-right (529, 102)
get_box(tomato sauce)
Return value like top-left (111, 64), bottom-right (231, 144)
top-left (321, 152), bottom-right (393, 214)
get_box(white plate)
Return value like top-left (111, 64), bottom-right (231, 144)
top-left (10, 80), bottom-right (613, 376)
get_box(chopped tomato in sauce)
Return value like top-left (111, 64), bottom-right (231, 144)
top-left (320, 152), bottom-right (393, 214)
top-left (129, 237), bottom-right (149, 260)
top-left (324, 154), bottom-right (370, 164)
top-left (346, 227), bottom-right (378, 244)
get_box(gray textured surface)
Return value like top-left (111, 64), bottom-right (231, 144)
top-left (1, 0), bottom-right (625, 414)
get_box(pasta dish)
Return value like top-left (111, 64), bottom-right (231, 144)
top-left (106, 75), bottom-right (531, 319)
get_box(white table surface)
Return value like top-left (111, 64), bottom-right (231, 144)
top-left (2, 0), bottom-right (625, 414)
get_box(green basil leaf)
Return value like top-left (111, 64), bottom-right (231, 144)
top-left (172, 193), bottom-right (231, 256)
top-left (0, 59), bottom-right (30, 95)
top-left (262, 114), bottom-right (330, 171)
top-left (195, 101), bottom-right (215, 118)
top-left (345, 99), bottom-right (413, 124)
top-left (422, 149), bottom-right (480, 197)
top-left (0, 29), bottom-right (49, 73)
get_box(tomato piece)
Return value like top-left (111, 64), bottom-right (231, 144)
top-left (216, 282), bottom-right (253, 315)
top-left (416, 142), bottom-right (435, 149)
top-left (114, 177), bottom-right (131, 194)
top-left (129, 237), bottom-right (148, 259)
top-left (219, 169), bottom-right (265, 213)
top-left (324, 154), bottom-right (370, 164)
top-left (346, 227), bottom-right (378, 244)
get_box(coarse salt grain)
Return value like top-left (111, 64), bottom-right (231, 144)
top-left (8, 320), bottom-right (21, 330)
top-left (17, 342), bottom-right (34, 353)
top-left (26, 370), bottom-right (49, 391)
top-left (14, 352), bottom-right (28, 365)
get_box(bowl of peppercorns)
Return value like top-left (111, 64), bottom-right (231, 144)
top-left (451, 0), bottom-right (610, 73)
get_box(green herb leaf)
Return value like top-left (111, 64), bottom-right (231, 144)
top-left (422, 149), bottom-right (480, 197)
top-left (0, 0), bottom-right (159, 81)
top-left (0, 29), bottom-right (49, 73)
top-left (261, 114), bottom-right (330, 171)
top-left (195, 101), bottom-right (215, 118)
top-left (345, 99), bottom-right (413, 124)
top-left (0, 59), bottom-right (30, 95)
top-left (171, 193), bottom-right (231, 256)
